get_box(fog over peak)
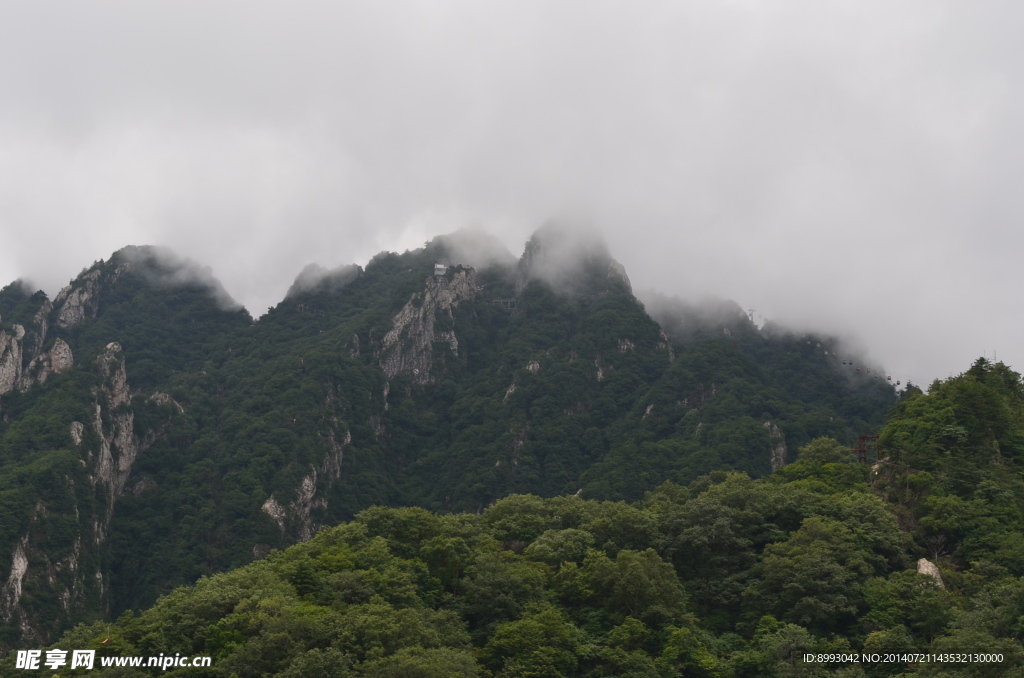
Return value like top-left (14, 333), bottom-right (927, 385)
top-left (513, 222), bottom-right (631, 294)
top-left (435, 227), bottom-right (517, 270)
top-left (110, 245), bottom-right (244, 312)
top-left (283, 262), bottom-right (361, 301)
top-left (0, 1), bottom-right (1020, 387)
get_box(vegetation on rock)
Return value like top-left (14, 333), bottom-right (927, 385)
top-left (1, 229), bottom-right (900, 658)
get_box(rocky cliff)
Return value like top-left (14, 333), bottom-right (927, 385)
top-left (380, 269), bottom-right (478, 385)
top-left (262, 428), bottom-right (351, 543)
top-left (52, 262), bottom-right (131, 329)
top-left (0, 302), bottom-right (74, 404)
top-left (0, 327), bottom-right (23, 397)
top-left (0, 231), bottom-right (897, 651)
top-left (0, 341), bottom-right (179, 647)
top-left (764, 421), bottom-right (789, 472)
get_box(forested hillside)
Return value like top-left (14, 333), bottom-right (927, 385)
top-left (0, 227), bottom-right (895, 650)
top-left (6, 356), bottom-right (1024, 676)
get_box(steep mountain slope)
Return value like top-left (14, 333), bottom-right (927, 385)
top-left (0, 248), bottom-right (252, 647)
top-left (16, 356), bottom-right (1024, 677)
top-left (0, 228), bottom-right (895, 648)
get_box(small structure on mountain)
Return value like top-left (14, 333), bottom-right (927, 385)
top-left (851, 434), bottom-right (880, 463)
top-left (434, 261), bottom-right (448, 276)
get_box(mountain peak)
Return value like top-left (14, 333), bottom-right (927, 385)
top-left (517, 223), bottom-right (631, 295)
top-left (432, 227), bottom-right (516, 270)
top-left (285, 263), bottom-right (362, 300)
top-left (51, 246), bottom-right (243, 329)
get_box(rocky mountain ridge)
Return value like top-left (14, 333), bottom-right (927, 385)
top-left (0, 338), bottom-right (181, 645)
top-left (0, 229), bottom-right (896, 649)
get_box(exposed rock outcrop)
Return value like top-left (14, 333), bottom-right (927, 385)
top-left (46, 338), bottom-right (74, 374)
top-left (19, 338), bottom-right (74, 390)
top-left (917, 558), bottom-right (945, 588)
top-left (1, 340), bottom-right (183, 643)
top-left (291, 428), bottom-right (350, 541)
top-left (27, 300), bottom-right (53, 357)
top-left (0, 499), bottom-right (94, 645)
top-left (91, 344), bottom-right (138, 525)
top-left (69, 421), bottom-right (85, 446)
top-left (262, 497), bottom-right (287, 532)
top-left (51, 261), bottom-right (135, 329)
top-left (1, 314), bottom-right (73, 397)
top-left (54, 270), bottom-right (103, 329)
top-left (0, 536), bottom-right (29, 622)
top-left (0, 326), bottom-right (23, 396)
top-left (148, 392), bottom-right (185, 414)
top-left (657, 329), bottom-right (676, 363)
top-left (763, 421), bottom-right (788, 471)
top-left (0, 291), bottom-right (77, 401)
top-left (380, 270), bottom-right (477, 385)
top-left (261, 429), bottom-right (351, 542)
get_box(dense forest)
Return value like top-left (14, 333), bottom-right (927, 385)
top-left (3, 357), bottom-right (1023, 676)
top-left (1, 227), bottom-right (902, 661)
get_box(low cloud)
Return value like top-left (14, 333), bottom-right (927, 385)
top-left (284, 262), bottom-right (361, 300)
top-left (116, 246), bottom-right (243, 312)
top-left (436, 227), bottom-right (517, 270)
top-left (515, 222), bottom-right (632, 296)
top-left (0, 2), bottom-right (1020, 385)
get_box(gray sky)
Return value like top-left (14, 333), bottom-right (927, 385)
top-left (1, 1), bottom-right (1021, 387)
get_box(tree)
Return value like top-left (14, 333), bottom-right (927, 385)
top-left (744, 518), bottom-right (875, 635)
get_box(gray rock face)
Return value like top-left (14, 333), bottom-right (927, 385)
top-left (53, 263), bottom-right (129, 329)
top-left (54, 270), bottom-right (103, 328)
top-left (1, 340), bottom-right (182, 643)
top-left (20, 338), bottom-right (74, 391)
top-left (48, 338), bottom-right (74, 374)
top-left (261, 497), bottom-right (287, 532)
top-left (380, 270), bottom-right (478, 385)
top-left (0, 536), bottom-right (29, 623)
top-left (90, 342), bottom-right (170, 532)
top-left (262, 429), bottom-right (351, 542)
top-left (25, 300), bottom-right (52, 357)
top-left (148, 391), bottom-right (185, 414)
top-left (0, 327), bottom-right (23, 396)
top-left (763, 421), bottom-right (788, 472)
top-left (657, 329), bottom-right (675, 363)
top-left (0, 501), bottom-right (93, 646)
top-left (0, 295), bottom-right (65, 399)
top-left (69, 421), bottom-right (85, 446)
top-left (291, 429), bottom-right (350, 542)
top-left (917, 558), bottom-right (945, 588)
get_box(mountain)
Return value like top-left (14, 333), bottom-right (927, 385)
top-left (6, 357), bottom-right (1024, 677)
top-left (0, 227), bottom-right (895, 649)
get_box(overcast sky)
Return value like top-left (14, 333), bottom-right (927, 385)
top-left (0, 1), bottom-right (1021, 386)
